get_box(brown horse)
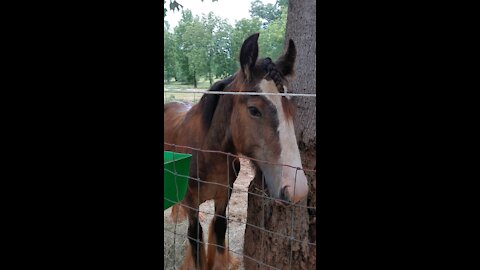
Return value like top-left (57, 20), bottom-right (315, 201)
top-left (164, 33), bottom-right (308, 270)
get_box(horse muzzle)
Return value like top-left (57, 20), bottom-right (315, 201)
top-left (278, 172), bottom-right (309, 205)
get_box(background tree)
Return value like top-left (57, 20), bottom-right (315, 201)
top-left (183, 16), bottom-right (209, 88)
top-left (230, 18), bottom-right (262, 72)
top-left (164, 0), bottom-right (289, 86)
top-left (164, 21), bottom-right (177, 82)
top-left (249, 0), bottom-right (282, 28)
top-left (173, 10), bottom-right (194, 83)
top-left (243, 0), bottom-right (317, 269)
top-left (276, 0), bottom-right (288, 8)
top-left (164, 0), bottom-right (218, 18)
top-left (258, 4), bottom-right (287, 60)
top-left (201, 12), bottom-right (221, 86)
top-left (212, 19), bottom-right (236, 78)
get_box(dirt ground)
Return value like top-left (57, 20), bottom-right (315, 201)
top-left (164, 158), bottom-right (255, 270)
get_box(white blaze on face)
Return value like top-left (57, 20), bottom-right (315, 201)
top-left (259, 79), bottom-right (308, 203)
top-left (282, 85), bottom-right (292, 100)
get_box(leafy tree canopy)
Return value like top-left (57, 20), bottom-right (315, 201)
top-left (164, 1), bottom-right (288, 86)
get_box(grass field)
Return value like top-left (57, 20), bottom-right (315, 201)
top-left (163, 79), bottom-right (213, 103)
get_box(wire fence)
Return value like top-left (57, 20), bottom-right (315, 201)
top-left (163, 89), bottom-right (316, 269)
top-left (163, 88), bottom-right (317, 104)
top-left (163, 143), bottom-right (316, 270)
top-left (164, 89), bottom-right (317, 97)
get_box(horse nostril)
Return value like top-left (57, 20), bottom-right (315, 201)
top-left (280, 186), bottom-right (290, 203)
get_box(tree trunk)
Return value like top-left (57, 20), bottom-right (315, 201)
top-left (193, 69), bottom-right (197, 88)
top-left (244, 0), bottom-right (316, 269)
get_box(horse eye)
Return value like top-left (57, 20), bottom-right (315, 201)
top-left (248, 106), bottom-right (262, 117)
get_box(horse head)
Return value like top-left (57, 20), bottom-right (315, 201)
top-left (229, 33), bottom-right (309, 205)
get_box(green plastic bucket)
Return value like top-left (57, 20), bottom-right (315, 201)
top-left (164, 151), bottom-right (191, 210)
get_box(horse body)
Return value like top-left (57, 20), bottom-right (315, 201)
top-left (165, 87), bottom-right (240, 270)
top-left (164, 33), bottom-right (308, 270)
top-left (164, 84), bottom-right (240, 201)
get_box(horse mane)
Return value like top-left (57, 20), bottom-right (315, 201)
top-left (198, 74), bottom-right (235, 130)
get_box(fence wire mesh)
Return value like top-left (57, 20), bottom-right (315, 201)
top-left (163, 144), bottom-right (316, 270)
top-left (163, 89), bottom-right (316, 269)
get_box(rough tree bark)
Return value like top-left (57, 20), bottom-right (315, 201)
top-left (243, 0), bottom-right (316, 269)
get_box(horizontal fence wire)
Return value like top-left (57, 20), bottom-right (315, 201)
top-left (163, 89), bottom-right (316, 97)
top-left (164, 143), bottom-right (316, 173)
top-left (163, 142), bottom-right (316, 270)
top-left (164, 196), bottom-right (316, 247)
top-left (163, 167), bottom-right (316, 211)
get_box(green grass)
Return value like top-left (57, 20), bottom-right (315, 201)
top-left (163, 78), bottom-right (218, 103)
top-left (164, 79), bottom-right (211, 89)
top-left (163, 92), bottom-right (203, 103)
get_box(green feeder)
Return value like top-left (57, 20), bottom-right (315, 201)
top-left (164, 151), bottom-right (191, 210)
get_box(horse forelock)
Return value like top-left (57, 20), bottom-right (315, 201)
top-left (261, 58), bottom-right (286, 91)
top-left (256, 66), bottom-right (295, 121)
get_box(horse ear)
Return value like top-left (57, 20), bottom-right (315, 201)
top-left (239, 33), bottom-right (259, 81)
top-left (276, 39), bottom-right (296, 77)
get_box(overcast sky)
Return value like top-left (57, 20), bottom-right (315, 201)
top-left (164, 0), bottom-right (276, 30)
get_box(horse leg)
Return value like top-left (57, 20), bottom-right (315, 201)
top-left (168, 204), bottom-right (188, 223)
top-left (207, 191), bottom-right (240, 270)
top-left (180, 195), bottom-right (208, 270)
top-left (168, 203), bottom-right (206, 223)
